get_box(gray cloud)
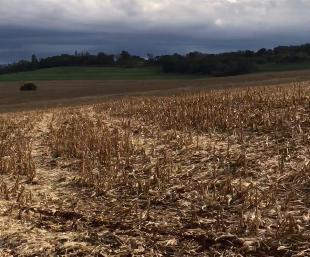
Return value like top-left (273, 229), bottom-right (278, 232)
top-left (1, 0), bottom-right (310, 63)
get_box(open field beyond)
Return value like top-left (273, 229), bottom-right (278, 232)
top-left (0, 82), bottom-right (309, 256)
top-left (1, 63), bottom-right (310, 82)
top-left (0, 67), bottom-right (201, 82)
top-left (2, 69), bottom-right (310, 112)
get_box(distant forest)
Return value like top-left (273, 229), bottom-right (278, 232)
top-left (2, 44), bottom-right (310, 77)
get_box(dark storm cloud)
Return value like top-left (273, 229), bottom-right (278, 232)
top-left (1, 0), bottom-right (310, 63)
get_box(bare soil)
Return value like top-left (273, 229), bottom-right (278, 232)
top-left (1, 69), bottom-right (310, 112)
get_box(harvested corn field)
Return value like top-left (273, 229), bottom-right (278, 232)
top-left (0, 83), bottom-right (309, 256)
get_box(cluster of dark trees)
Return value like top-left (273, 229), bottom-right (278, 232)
top-left (155, 53), bottom-right (256, 76)
top-left (2, 44), bottom-right (310, 77)
top-left (155, 44), bottom-right (310, 76)
top-left (0, 51), bottom-right (144, 74)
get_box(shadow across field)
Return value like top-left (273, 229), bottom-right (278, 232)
top-left (1, 69), bottom-right (310, 112)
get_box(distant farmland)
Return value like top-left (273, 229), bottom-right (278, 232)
top-left (2, 62), bottom-right (310, 82)
top-left (2, 69), bottom-right (310, 113)
top-left (0, 67), bottom-right (202, 81)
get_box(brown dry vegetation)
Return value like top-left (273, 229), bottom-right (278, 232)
top-left (0, 82), bottom-right (309, 256)
top-left (0, 114), bottom-right (36, 199)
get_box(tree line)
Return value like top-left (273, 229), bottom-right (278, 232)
top-left (155, 44), bottom-right (310, 76)
top-left (0, 51), bottom-right (145, 74)
top-left (1, 44), bottom-right (310, 76)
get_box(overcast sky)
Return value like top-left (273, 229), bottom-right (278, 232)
top-left (1, 0), bottom-right (310, 63)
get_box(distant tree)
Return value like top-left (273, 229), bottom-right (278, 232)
top-left (116, 51), bottom-right (144, 67)
top-left (117, 51), bottom-right (131, 66)
top-left (97, 52), bottom-right (115, 66)
top-left (31, 54), bottom-right (39, 69)
top-left (257, 48), bottom-right (267, 55)
top-left (146, 53), bottom-right (155, 65)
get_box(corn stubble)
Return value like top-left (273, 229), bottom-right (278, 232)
top-left (0, 115), bottom-right (35, 207)
top-left (0, 83), bottom-right (309, 256)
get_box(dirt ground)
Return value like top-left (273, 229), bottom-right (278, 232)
top-left (0, 83), bottom-right (309, 256)
top-left (2, 69), bottom-right (310, 113)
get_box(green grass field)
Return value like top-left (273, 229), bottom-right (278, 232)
top-left (1, 63), bottom-right (310, 82)
top-left (0, 66), bottom-right (201, 81)
top-left (257, 62), bottom-right (310, 72)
